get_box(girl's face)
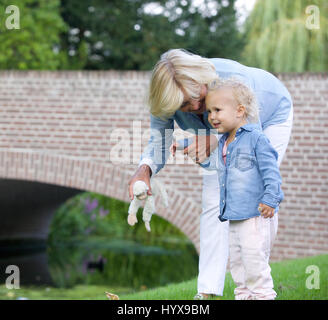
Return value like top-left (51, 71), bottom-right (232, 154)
top-left (205, 88), bottom-right (245, 133)
top-left (179, 85), bottom-right (207, 114)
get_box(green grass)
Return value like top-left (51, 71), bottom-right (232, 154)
top-left (0, 284), bottom-right (132, 300)
top-left (1, 254), bottom-right (327, 300)
top-left (121, 254), bottom-right (328, 300)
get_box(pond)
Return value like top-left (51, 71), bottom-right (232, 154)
top-left (0, 237), bottom-right (198, 291)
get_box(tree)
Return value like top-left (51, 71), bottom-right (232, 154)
top-left (0, 0), bottom-right (69, 70)
top-left (241, 0), bottom-right (328, 72)
top-left (60, 0), bottom-right (244, 70)
top-left (172, 0), bottom-right (243, 61)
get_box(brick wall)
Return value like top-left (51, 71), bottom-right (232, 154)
top-left (271, 73), bottom-right (328, 260)
top-left (0, 70), bottom-right (327, 261)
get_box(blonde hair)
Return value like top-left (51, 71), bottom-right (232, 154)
top-left (148, 49), bottom-right (218, 119)
top-left (207, 78), bottom-right (260, 123)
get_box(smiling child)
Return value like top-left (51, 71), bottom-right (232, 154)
top-left (202, 78), bottom-right (284, 300)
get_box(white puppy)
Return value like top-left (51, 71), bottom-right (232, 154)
top-left (128, 178), bottom-right (168, 232)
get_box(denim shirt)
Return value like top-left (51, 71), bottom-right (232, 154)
top-left (200, 123), bottom-right (284, 221)
top-left (139, 57), bottom-right (292, 175)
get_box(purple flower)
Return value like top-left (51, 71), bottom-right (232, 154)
top-left (84, 197), bottom-right (98, 213)
top-left (99, 207), bottom-right (109, 217)
top-left (91, 213), bottom-right (96, 221)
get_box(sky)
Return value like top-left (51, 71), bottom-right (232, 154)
top-left (235, 0), bottom-right (256, 14)
top-left (234, 0), bottom-right (257, 27)
top-left (144, 0), bottom-right (257, 28)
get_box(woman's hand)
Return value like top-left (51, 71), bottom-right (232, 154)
top-left (258, 203), bottom-right (275, 218)
top-left (128, 164), bottom-right (152, 200)
top-left (183, 134), bottom-right (218, 164)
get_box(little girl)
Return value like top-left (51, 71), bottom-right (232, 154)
top-left (201, 78), bottom-right (284, 300)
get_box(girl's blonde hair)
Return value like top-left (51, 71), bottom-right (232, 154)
top-left (207, 78), bottom-right (260, 123)
top-left (148, 49), bottom-right (218, 119)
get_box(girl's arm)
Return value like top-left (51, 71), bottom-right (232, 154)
top-left (199, 147), bottom-right (220, 171)
top-left (174, 137), bottom-right (220, 171)
top-left (255, 134), bottom-right (284, 209)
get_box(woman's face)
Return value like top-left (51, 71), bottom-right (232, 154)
top-left (179, 85), bottom-right (207, 114)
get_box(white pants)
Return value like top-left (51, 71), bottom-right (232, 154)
top-left (230, 215), bottom-right (278, 300)
top-left (197, 105), bottom-right (293, 295)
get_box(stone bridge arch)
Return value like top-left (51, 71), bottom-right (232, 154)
top-left (0, 150), bottom-right (201, 252)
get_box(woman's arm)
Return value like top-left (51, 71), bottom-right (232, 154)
top-left (128, 115), bottom-right (174, 200)
top-left (139, 114), bottom-right (174, 174)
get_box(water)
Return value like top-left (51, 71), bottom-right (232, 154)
top-left (0, 237), bottom-right (199, 290)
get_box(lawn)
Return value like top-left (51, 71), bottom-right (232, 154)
top-left (0, 254), bottom-right (327, 300)
top-left (121, 254), bottom-right (327, 300)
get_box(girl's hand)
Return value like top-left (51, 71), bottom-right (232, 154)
top-left (170, 142), bottom-right (177, 157)
top-left (184, 135), bottom-right (218, 164)
top-left (258, 203), bottom-right (275, 218)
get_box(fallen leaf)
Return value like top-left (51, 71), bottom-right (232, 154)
top-left (105, 292), bottom-right (120, 300)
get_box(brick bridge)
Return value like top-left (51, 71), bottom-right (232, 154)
top-left (0, 71), bottom-right (327, 260)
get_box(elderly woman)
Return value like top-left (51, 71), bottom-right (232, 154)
top-left (128, 49), bottom-right (293, 300)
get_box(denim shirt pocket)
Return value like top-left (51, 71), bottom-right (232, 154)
top-left (234, 148), bottom-right (256, 172)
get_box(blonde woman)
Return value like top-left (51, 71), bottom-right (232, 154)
top-left (128, 49), bottom-right (293, 300)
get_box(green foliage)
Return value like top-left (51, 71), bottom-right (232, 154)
top-left (60, 0), bottom-right (244, 70)
top-left (0, 0), bottom-right (69, 70)
top-left (48, 192), bottom-right (186, 244)
top-left (242, 0), bottom-right (328, 72)
top-left (0, 0), bottom-right (244, 70)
